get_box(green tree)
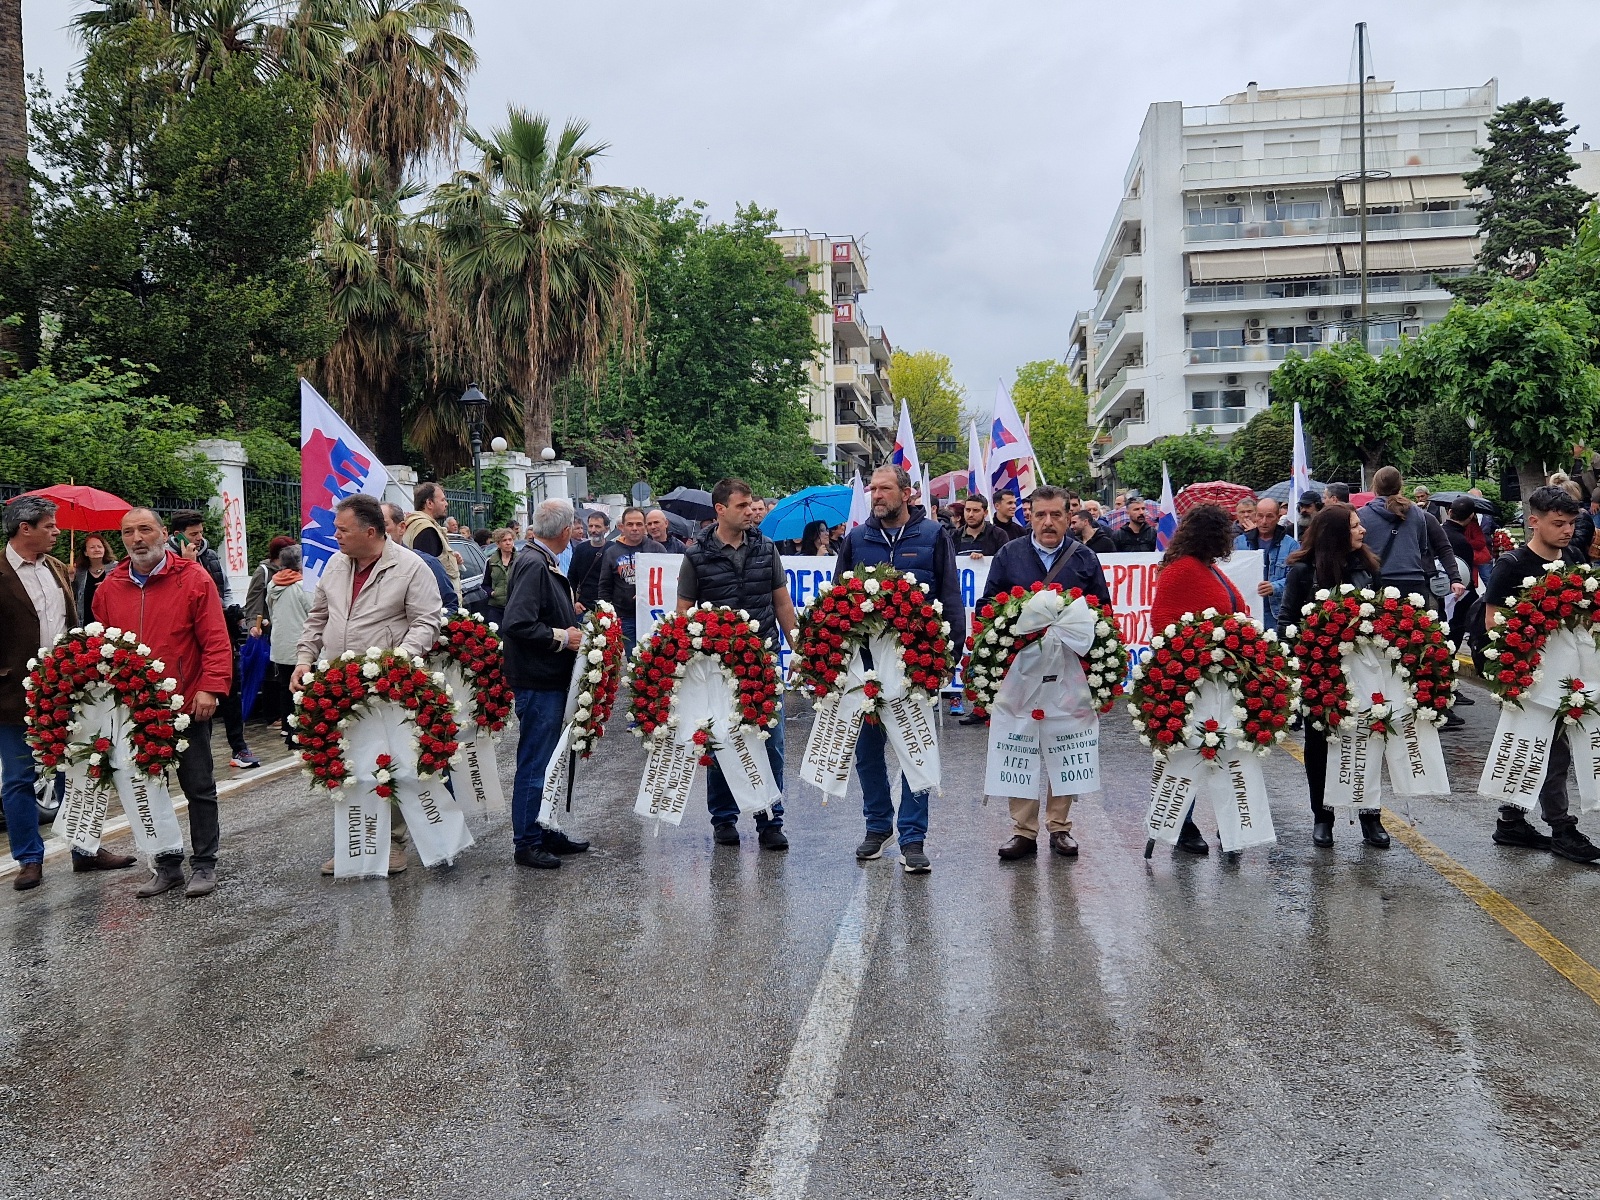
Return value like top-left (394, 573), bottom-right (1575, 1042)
top-left (1010, 360), bottom-right (1090, 494)
top-left (1448, 97), bottom-right (1595, 302)
top-left (1226, 404), bottom-right (1292, 491)
top-left (1409, 401), bottom-right (1473, 477)
top-left (1269, 340), bottom-right (1420, 479)
top-left (0, 361), bottom-right (216, 499)
top-left (1515, 201), bottom-right (1600, 361)
top-left (1116, 430), bottom-right (1230, 497)
top-left (888, 349), bottom-right (965, 475)
top-left (428, 108), bottom-right (657, 458)
top-left (13, 39), bottom-right (336, 437)
top-left (1409, 295), bottom-right (1600, 501)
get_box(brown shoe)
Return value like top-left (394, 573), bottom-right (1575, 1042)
top-left (1049, 831), bottom-right (1079, 858)
top-left (997, 835), bottom-right (1037, 860)
top-left (320, 858), bottom-right (335, 876)
top-left (72, 848), bottom-right (138, 872)
top-left (387, 850), bottom-right (407, 875)
top-left (13, 862), bottom-right (42, 891)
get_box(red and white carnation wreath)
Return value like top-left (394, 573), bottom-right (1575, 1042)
top-left (570, 601), bottom-right (627, 757)
top-left (629, 605), bottom-right (781, 762)
top-left (791, 563), bottom-right (954, 720)
top-left (1290, 585), bottom-right (1456, 732)
top-left (1482, 562), bottom-right (1600, 705)
top-left (25, 623), bottom-right (189, 782)
top-left (432, 610), bottom-right (515, 731)
top-left (294, 649), bottom-right (459, 792)
top-left (963, 582), bottom-right (1128, 717)
top-left (1129, 609), bottom-right (1296, 758)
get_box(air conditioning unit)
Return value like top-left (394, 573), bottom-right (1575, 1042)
top-left (1225, 374), bottom-right (1240, 386)
top-left (1225, 194), bottom-right (1237, 203)
top-left (1245, 327), bottom-right (1265, 343)
top-left (1264, 190), bottom-right (1278, 203)
top-left (1307, 309), bottom-right (1320, 321)
top-left (1246, 317), bottom-right (1262, 329)
top-left (1342, 307), bottom-right (1356, 321)
top-left (1403, 304), bottom-right (1418, 318)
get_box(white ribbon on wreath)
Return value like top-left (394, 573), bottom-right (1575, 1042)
top-left (1323, 643), bottom-right (1451, 813)
top-left (436, 659), bottom-right (505, 817)
top-left (799, 632), bottom-right (940, 798)
top-left (53, 687), bottom-right (183, 862)
top-left (1480, 626), bottom-right (1600, 811)
top-left (1143, 680), bottom-right (1276, 853)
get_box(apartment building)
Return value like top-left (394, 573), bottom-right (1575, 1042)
top-left (1085, 78), bottom-right (1498, 484)
top-left (771, 231), bottom-right (896, 481)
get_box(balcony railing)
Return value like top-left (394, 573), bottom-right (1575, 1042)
top-left (1187, 344), bottom-right (1316, 365)
top-left (1186, 270), bottom-right (1468, 304)
top-left (1183, 207), bottom-right (1477, 243)
top-left (1182, 84), bottom-right (1497, 127)
top-left (1094, 311), bottom-right (1144, 387)
top-left (1109, 420), bottom-right (1148, 454)
top-left (1092, 366), bottom-right (1145, 423)
top-left (1188, 408), bottom-right (1251, 427)
top-left (1092, 196), bottom-right (1141, 285)
top-left (1181, 145), bottom-right (1481, 185)
top-left (1093, 253), bottom-right (1143, 325)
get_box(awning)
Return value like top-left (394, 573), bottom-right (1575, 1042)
top-left (1341, 178), bottom-right (1413, 208)
top-left (1339, 237), bottom-right (1480, 273)
top-left (1410, 175), bottom-right (1475, 201)
top-left (1187, 245), bottom-right (1341, 283)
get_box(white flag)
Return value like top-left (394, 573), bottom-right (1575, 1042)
top-left (847, 470), bottom-right (870, 531)
top-left (966, 420), bottom-right (992, 504)
top-left (1290, 402), bottom-right (1312, 520)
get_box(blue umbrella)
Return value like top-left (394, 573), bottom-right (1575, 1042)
top-left (238, 632), bottom-right (272, 720)
top-left (761, 485), bottom-right (853, 543)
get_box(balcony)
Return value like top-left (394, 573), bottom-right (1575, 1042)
top-left (1182, 83), bottom-right (1497, 127)
top-left (1109, 419), bottom-right (1150, 455)
top-left (834, 362), bottom-right (871, 398)
top-left (832, 301), bottom-right (869, 349)
top-left (833, 423), bottom-right (868, 453)
top-left (1092, 365), bottom-right (1146, 424)
top-left (1092, 196), bottom-right (1142, 290)
top-left (1094, 310), bottom-right (1144, 387)
top-left (869, 325), bottom-right (893, 366)
top-left (1093, 253), bottom-right (1144, 327)
top-left (1185, 269), bottom-right (1468, 305)
top-left (1181, 144), bottom-right (1481, 186)
top-left (1188, 408), bottom-right (1251, 427)
top-left (1187, 343), bottom-right (1316, 366)
top-left (1183, 207), bottom-right (1477, 243)
top-left (835, 392), bottom-right (873, 425)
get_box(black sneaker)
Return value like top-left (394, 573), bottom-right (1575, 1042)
top-left (1493, 815), bottom-right (1552, 851)
top-left (514, 847), bottom-right (561, 869)
top-left (1176, 820), bottom-right (1211, 856)
top-left (1442, 712), bottom-right (1467, 730)
top-left (958, 712), bottom-right (987, 726)
top-left (1453, 692), bottom-right (1475, 706)
top-left (901, 843), bottom-right (931, 874)
top-left (856, 831), bottom-right (892, 860)
top-left (1550, 826), bottom-right (1600, 864)
top-left (542, 830), bottom-right (590, 855)
top-left (712, 822), bottom-right (740, 846)
top-left (758, 825), bottom-right (789, 852)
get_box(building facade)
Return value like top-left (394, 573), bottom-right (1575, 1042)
top-left (1085, 79), bottom-right (1498, 485)
top-left (771, 231), bottom-right (897, 481)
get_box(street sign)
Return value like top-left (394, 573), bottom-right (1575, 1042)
top-left (631, 481), bottom-right (652, 505)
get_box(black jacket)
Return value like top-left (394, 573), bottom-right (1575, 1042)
top-left (1443, 520), bottom-right (1476, 588)
top-left (569, 539), bottom-right (606, 609)
top-left (1113, 521), bottom-right (1158, 553)
top-left (501, 543), bottom-right (579, 691)
top-left (953, 522), bottom-right (1010, 556)
top-left (1081, 529), bottom-right (1116, 555)
top-left (1277, 555), bottom-right (1380, 639)
top-left (981, 536), bottom-right (1112, 608)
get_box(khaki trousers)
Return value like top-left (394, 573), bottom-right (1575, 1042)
top-left (1009, 789), bottom-right (1075, 837)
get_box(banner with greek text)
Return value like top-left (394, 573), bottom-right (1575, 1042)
top-left (459, 735), bottom-right (505, 815)
top-left (393, 777), bottom-right (474, 867)
top-left (1145, 751), bottom-right (1205, 846)
top-left (331, 790), bottom-right (391, 879)
top-left (634, 737), bottom-right (702, 825)
top-left (1568, 717), bottom-right (1600, 812)
top-left (55, 763), bottom-right (113, 855)
top-left (1478, 702), bottom-right (1559, 809)
top-left (798, 689), bottom-right (867, 797)
top-left (339, 701), bottom-right (473, 873)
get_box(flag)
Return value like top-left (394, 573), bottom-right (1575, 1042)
top-left (919, 464), bottom-right (931, 509)
top-left (987, 381), bottom-right (1039, 517)
top-left (1290, 402), bottom-right (1312, 520)
top-left (1155, 463), bottom-right (1178, 551)
top-left (965, 420), bottom-right (992, 504)
top-left (890, 402), bottom-right (921, 485)
top-left (300, 378), bottom-right (391, 592)
top-left (846, 469), bottom-right (870, 531)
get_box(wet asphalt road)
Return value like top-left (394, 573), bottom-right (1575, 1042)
top-left (2, 681), bottom-right (1600, 1199)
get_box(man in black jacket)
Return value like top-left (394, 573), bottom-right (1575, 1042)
top-left (1112, 495), bottom-right (1158, 553)
top-left (982, 486), bottom-right (1113, 862)
top-left (1070, 508), bottom-right (1116, 554)
top-left (953, 495), bottom-right (1011, 557)
top-left (598, 507), bottom-right (666, 648)
top-left (502, 499), bottom-right (591, 870)
top-left (568, 511), bottom-right (610, 612)
top-left (993, 490), bottom-right (1026, 540)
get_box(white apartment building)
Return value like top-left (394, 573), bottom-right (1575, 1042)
top-left (771, 231), bottom-right (896, 481)
top-left (1086, 78), bottom-right (1499, 485)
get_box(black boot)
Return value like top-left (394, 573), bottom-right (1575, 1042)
top-left (1359, 811), bottom-right (1391, 849)
top-left (1176, 818), bottom-right (1210, 856)
top-left (1312, 806), bottom-right (1334, 848)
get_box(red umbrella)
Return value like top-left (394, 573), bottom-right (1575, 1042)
top-left (1174, 480), bottom-right (1256, 516)
top-left (13, 484), bottom-right (133, 531)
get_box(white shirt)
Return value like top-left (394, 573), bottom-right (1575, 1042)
top-left (7, 543), bottom-right (67, 652)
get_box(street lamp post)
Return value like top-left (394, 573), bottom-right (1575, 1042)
top-left (458, 383), bottom-right (490, 531)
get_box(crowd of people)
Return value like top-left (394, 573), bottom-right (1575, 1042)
top-left (1, 458), bottom-right (1595, 898)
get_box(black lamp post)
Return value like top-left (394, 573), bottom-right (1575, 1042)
top-left (458, 383), bottom-right (490, 531)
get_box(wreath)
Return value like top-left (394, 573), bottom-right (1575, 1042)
top-left (294, 649), bottom-right (460, 793)
top-left (431, 610), bottom-right (515, 731)
top-left (25, 623), bottom-right (190, 782)
top-left (570, 601), bottom-right (628, 757)
top-left (1482, 562), bottom-right (1600, 704)
top-left (1128, 609), bottom-right (1296, 758)
top-left (792, 563), bottom-right (954, 720)
top-left (962, 582), bottom-right (1128, 717)
top-left (629, 605), bottom-right (781, 759)
top-left (1290, 585), bottom-right (1456, 732)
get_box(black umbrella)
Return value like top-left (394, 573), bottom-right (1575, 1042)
top-left (660, 486), bottom-right (716, 522)
top-left (1427, 491), bottom-right (1497, 515)
top-left (656, 509), bottom-right (695, 539)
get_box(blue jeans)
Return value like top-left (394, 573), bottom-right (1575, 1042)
top-left (512, 688), bottom-right (568, 852)
top-left (706, 699), bottom-right (785, 830)
top-left (0, 723), bottom-right (45, 865)
top-left (855, 717), bottom-right (929, 847)
top-left (621, 615), bottom-right (638, 656)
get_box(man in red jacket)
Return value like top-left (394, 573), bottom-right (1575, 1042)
top-left (93, 507), bottom-right (234, 898)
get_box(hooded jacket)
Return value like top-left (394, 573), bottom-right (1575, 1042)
top-left (91, 552), bottom-right (234, 715)
top-left (1357, 497), bottom-right (1460, 585)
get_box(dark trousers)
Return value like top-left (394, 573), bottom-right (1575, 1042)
top-left (164, 718), bottom-right (220, 867)
top-left (1501, 725), bottom-right (1576, 831)
top-left (706, 701), bottom-right (785, 830)
top-left (1305, 726), bottom-right (1329, 818)
top-left (1449, 592), bottom-right (1480, 650)
top-left (220, 646), bottom-right (248, 754)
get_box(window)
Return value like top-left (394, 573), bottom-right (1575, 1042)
top-left (1419, 130), bottom-right (1477, 149)
top-left (1264, 141), bottom-right (1319, 159)
top-left (1186, 144), bottom-right (1244, 164)
top-left (1266, 326), bottom-right (1320, 345)
top-left (1191, 390), bottom-right (1247, 411)
top-left (1185, 205), bottom-right (1243, 226)
top-left (1340, 135), bottom-right (1398, 155)
top-left (1189, 329), bottom-right (1245, 349)
top-left (1264, 201), bottom-right (1322, 221)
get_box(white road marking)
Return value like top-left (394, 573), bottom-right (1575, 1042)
top-left (743, 869), bottom-right (892, 1200)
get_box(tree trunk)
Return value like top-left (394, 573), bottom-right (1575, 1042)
top-left (1516, 460), bottom-right (1548, 506)
top-left (0, 0), bottom-right (32, 371)
top-left (524, 376), bottom-right (552, 460)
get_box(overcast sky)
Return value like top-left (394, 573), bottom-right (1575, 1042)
top-left (19, 1), bottom-right (1600, 407)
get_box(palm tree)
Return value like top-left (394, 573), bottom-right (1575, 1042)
top-left (0, 0), bottom-right (24, 223)
top-left (427, 108), bottom-right (657, 458)
top-left (73, 0), bottom-right (281, 92)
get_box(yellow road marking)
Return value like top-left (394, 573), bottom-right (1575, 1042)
top-left (1281, 739), bottom-right (1600, 1008)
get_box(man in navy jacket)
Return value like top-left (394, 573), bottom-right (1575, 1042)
top-left (980, 486), bottom-right (1112, 862)
top-left (834, 465), bottom-right (965, 875)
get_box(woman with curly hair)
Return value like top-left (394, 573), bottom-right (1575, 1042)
top-left (1148, 504), bottom-right (1247, 634)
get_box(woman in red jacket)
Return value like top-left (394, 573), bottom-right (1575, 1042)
top-left (1148, 504), bottom-right (1247, 635)
top-left (1146, 504), bottom-right (1250, 856)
